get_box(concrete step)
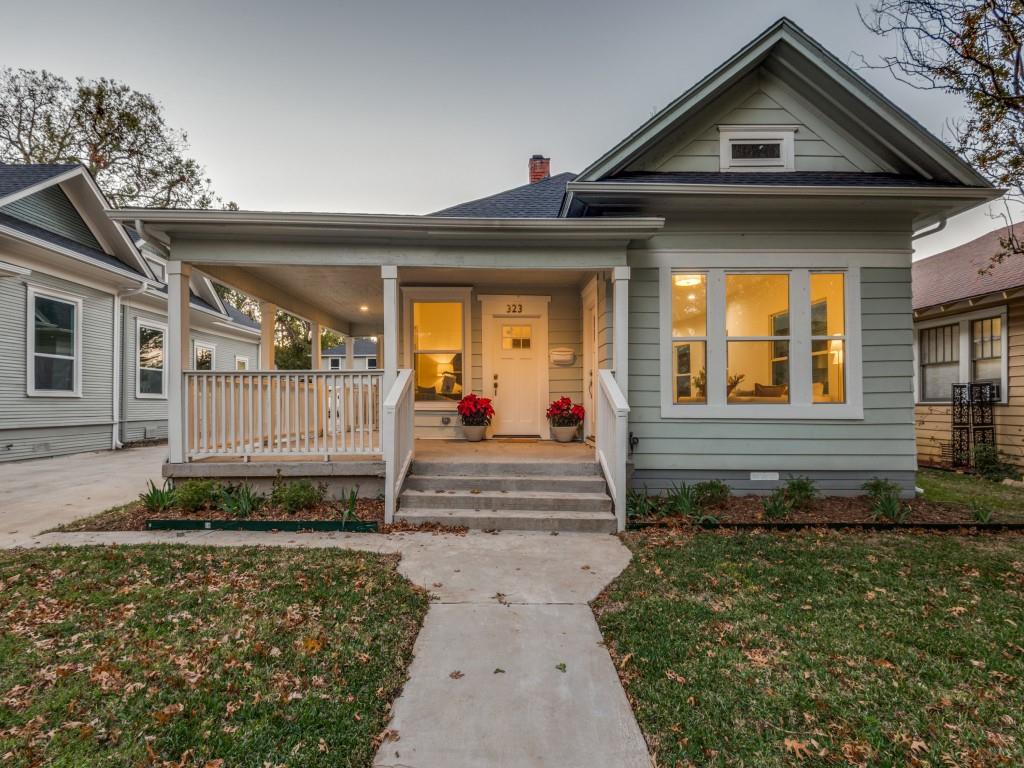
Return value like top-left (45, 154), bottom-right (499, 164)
top-left (399, 489), bottom-right (613, 513)
top-left (410, 460), bottom-right (602, 478)
top-left (395, 507), bottom-right (618, 533)
top-left (402, 474), bottom-right (609, 494)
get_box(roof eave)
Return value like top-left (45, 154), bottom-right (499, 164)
top-left (567, 180), bottom-right (1003, 199)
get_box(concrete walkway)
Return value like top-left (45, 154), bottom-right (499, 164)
top-left (0, 445), bottom-right (166, 547)
top-left (21, 528), bottom-right (652, 767)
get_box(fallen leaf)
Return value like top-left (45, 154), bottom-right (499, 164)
top-left (556, 663), bottom-right (567, 673)
top-left (784, 737), bottom-right (811, 759)
top-left (449, 670), bottom-right (464, 679)
top-left (493, 668), bottom-right (505, 674)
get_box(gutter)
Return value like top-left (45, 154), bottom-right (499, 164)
top-left (134, 218), bottom-right (171, 258)
top-left (912, 216), bottom-right (947, 240)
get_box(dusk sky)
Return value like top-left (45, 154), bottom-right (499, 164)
top-left (5, 0), bottom-right (1015, 257)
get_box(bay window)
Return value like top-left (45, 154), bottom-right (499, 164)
top-left (916, 308), bottom-right (1006, 403)
top-left (661, 266), bottom-right (861, 418)
top-left (27, 288), bottom-right (81, 396)
top-left (137, 320), bottom-right (166, 398)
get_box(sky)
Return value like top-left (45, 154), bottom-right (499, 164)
top-left (4, 0), bottom-right (1015, 258)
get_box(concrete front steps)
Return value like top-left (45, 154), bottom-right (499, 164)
top-left (396, 459), bottom-right (617, 533)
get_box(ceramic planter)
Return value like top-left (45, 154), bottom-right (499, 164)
top-left (462, 424), bottom-right (487, 442)
top-left (550, 424), bottom-right (579, 443)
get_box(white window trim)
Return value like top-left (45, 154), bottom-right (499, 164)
top-left (135, 318), bottom-right (167, 400)
top-left (401, 286), bottom-right (472, 411)
top-left (718, 125), bottom-right (797, 172)
top-left (234, 355), bottom-right (250, 371)
top-left (329, 357), bottom-right (342, 370)
top-left (26, 286), bottom-right (82, 398)
top-left (659, 264), bottom-right (863, 419)
top-left (193, 340), bottom-right (216, 371)
top-left (913, 306), bottom-right (1008, 405)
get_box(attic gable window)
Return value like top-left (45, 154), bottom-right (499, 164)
top-left (718, 126), bottom-right (796, 171)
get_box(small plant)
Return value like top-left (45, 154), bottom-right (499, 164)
top-left (694, 480), bottom-right (730, 508)
top-left (174, 479), bottom-right (219, 513)
top-left (139, 479), bottom-right (175, 514)
top-left (456, 394), bottom-right (495, 426)
top-left (762, 488), bottom-right (792, 520)
top-left (971, 503), bottom-right (994, 525)
top-left (694, 513), bottom-right (720, 527)
top-left (783, 476), bottom-right (818, 510)
top-left (626, 488), bottom-right (659, 519)
top-left (545, 396), bottom-right (585, 427)
top-left (664, 482), bottom-right (703, 519)
top-left (340, 485), bottom-right (360, 524)
top-left (270, 479), bottom-right (326, 514)
top-left (971, 444), bottom-right (1021, 483)
top-left (219, 483), bottom-right (265, 518)
top-left (869, 491), bottom-right (911, 523)
top-left (862, 477), bottom-right (902, 501)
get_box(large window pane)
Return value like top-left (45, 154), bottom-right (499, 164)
top-left (923, 362), bottom-right (959, 401)
top-left (413, 352), bottom-right (463, 401)
top-left (34, 356), bottom-right (74, 391)
top-left (671, 274), bottom-right (706, 337)
top-left (920, 324), bottom-right (959, 401)
top-left (812, 339), bottom-right (846, 403)
top-left (971, 317), bottom-right (1001, 384)
top-left (139, 368), bottom-right (164, 395)
top-left (726, 274), bottom-right (788, 337)
top-left (673, 341), bottom-right (706, 403)
top-left (34, 296), bottom-right (75, 356)
top-left (139, 325), bottom-right (164, 396)
top-left (810, 273), bottom-right (845, 336)
top-left (413, 302), bottom-right (462, 350)
top-left (727, 341), bottom-right (789, 403)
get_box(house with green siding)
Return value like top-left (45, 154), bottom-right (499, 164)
top-left (115, 19), bottom-right (1000, 533)
top-left (0, 163), bottom-right (259, 462)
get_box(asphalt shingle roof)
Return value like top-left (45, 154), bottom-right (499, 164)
top-left (429, 172), bottom-right (576, 218)
top-left (0, 163), bottom-right (80, 199)
top-left (323, 338), bottom-right (378, 357)
top-left (224, 303), bottom-right (260, 330)
top-left (0, 210), bottom-right (145, 276)
top-left (913, 224), bottom-right (1024, 311)
top-left (604, 171), bottom-right (972, 188)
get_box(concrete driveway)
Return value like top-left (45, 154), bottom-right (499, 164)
top-left (0, 445), bottom-right (165, 546)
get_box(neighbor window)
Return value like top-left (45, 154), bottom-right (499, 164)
top-left (137, 321), bottom-right (166, 398)
top-left (719, 126), bottom-right (796, 171)
top-left (972, 316), bottom-right (1001, 383)
top-left (193, 342), bottom-right (215, 371)
top-left (916, 310), bottom-right (1006, 402)
top-left (726, 273), bottom-right (790, 403)
top-left (411, 300), bottom-right (464, 402)
top-left (28, 289), bottom-right (81, 396)
top-left (919, 323), bottom-right (959, 402)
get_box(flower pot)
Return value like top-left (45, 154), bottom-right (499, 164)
top-left (550, 424), bottom-right (579, 443)
top-left (462, 424), bottom-right (487, 442)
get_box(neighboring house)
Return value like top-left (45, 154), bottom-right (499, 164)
top-left (321, 338), bottom-right (378, 370)
top-left (115, 18), bottom-right (999, 531)
top-left (913, 225), bottom-right (1024, 468)
top-left (0, 163), bottom-right (260, 462)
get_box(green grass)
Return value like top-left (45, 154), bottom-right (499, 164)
top-left (918, 468), bottom-right (1024, 520)
top-left (0, 546), bottom-right (428, 767)
top-left (595, 531), bottom-right (1024, 767)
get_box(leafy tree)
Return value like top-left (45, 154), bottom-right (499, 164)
top-left (0, 67), bottom-right (230, 209)
top-left (862, 1), bottom-right (1024, 258)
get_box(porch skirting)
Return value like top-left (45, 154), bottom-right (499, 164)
top-left (630, 469), bottom-right (918, 499)
top-left (162, 459), bottom-right (385, 496)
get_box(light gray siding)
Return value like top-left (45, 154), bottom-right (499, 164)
top-left (2, 186), bottom-right (102, 249)
top-left (0, 268), bottom-right (115, 461)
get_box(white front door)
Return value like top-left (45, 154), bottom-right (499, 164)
top-left (480, 295), bottom-right (549, 437)
top-left (581, 278), bottom-right (598, 442)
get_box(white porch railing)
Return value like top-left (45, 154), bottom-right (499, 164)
top-left (183, 370), bottom-right (383, 460)
top-left (596, 369), bottom-right (630, 532)
top-left (382, 369), bottom-right (415, 524)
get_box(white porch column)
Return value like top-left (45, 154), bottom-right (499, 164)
top-left (612, 266), bottom-right (630, 397)
top-left (167, 261), bottom-right (192, 464)
top-left (311, 322), bottom-right (323, 370)
top-left (259, 300), bottom-right (277, 370)
top-left (345, 336), bottom-right (356, 370)
top-left (382, 266), bottom-right (399, 390)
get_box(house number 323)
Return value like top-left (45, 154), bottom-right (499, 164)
top-left (506, 303), bottom-right (523, 314)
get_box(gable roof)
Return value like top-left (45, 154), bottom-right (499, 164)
top-left (430, 172), bottom-right (576, 218)
top-left (224, 303), bottom-right (260, 330)
top-left (0, 210), bottom-right (144, 276)
top-left (323, 338), bottom-right (378, 357)
top-left (913, 225), bottom-right (1024, 311)
top-left (573, 18), bottom-right (990, 188)
top-left (0, 163), bottom-right (80, 200)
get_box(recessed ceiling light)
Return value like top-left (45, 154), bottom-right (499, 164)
top-left (359, 305), bottom-right (369, 312)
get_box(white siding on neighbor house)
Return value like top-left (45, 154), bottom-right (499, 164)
top-left (625, 220), bottom-right (917, 495)
top-left (119, 302), bottom-right (261, 443)
top-left (0, 268), bottom-right (115, 461)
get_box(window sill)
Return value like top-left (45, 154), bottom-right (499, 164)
top-left (661, 402), bottom-right (864, 420)
top-left (27, 390), bottom-right (82, 398)
top-left (137, 393), bottom-right (168, 400)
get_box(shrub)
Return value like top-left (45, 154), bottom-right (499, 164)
top-left (971, 503), bottom-right (994, 525)
top-left (174, 479), bottom-right (219, 513)
top-left (783, 476), bottom-right (818, 509)
top-left (862, 477), bottom-right (902, 502)
top-left (664, 482), bottom-right (703, 519)
top-left (219, 483), bottom-right (265, 518)
top-left (971, 444), bottom-right (1021, 482)
top-left (694, 480), bottom-right (730, 508)
top-left (762, 488), bottom-right (792, 520)
top-left (626, 488), bottom-right (659, 519)
top-left (270, 479), bottom-right (325, 514)
top-left (139, 479), bottom-right (175, 514)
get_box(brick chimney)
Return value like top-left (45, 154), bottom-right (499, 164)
top-left (528, 154), bottom-right (550, 184)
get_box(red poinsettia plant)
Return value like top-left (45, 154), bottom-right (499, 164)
top-left (546, 396), bottom-right (585, 427)
top-left (457, 393), bottom-right (495, 426)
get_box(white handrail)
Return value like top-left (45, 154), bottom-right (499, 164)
top-left (382, 369), bottom-right (414, 524)
top-left (596, 369), bottom-right (630, 532)
top-left (183, 370), bottom-right (382, 460)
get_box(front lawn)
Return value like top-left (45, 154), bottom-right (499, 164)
top-left (0, 546), bottom-right (428, 767)
top-left (919, 468), bottom-right (1024, 520)
top-left (595, 531), bottom-right (1024, 767)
